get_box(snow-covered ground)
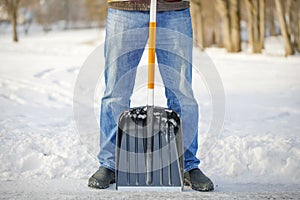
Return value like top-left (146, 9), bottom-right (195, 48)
top-left (0, 28), bottom-right (300, 199)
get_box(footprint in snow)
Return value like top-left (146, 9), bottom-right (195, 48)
top-left (0, 93), bottom-right (27, 105)
top-left (67, 67), bottom-right (79, 74)
top-left (34, 68), bottom-right (56, 79)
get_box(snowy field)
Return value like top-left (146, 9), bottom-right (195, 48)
top-left (0, 27), bottom-right (300, 199)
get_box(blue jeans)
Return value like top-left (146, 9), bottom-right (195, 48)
top-left (98, 8), bottom-right (200, 173)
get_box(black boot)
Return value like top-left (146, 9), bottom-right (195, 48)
top-left (88, 166), bottom-right (115, 189)
top-left (184, 168), bottom-right (214, 192)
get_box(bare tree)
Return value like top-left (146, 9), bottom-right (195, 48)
top-left (3, 0), bottom-right (21, 42)
top-left (191, 0), bottom-right (204, 49)
top-left (84, 0), bottom-right (107, 27)
top-left (274, 0), bottom-right (294, 55)
top-left (259, 0), bottom-right (265, 49)
top-left (266, 0), bottom-right (277, 36)
top-left (296, 0), bottom-right (300, 52)
top-left (298, 1), bottom-right (300, 52)
top-left (229, 0), bottom-right (241, 52)
top-left (216, 0), bottom-right (232, 51)
top-left (286, 0), bottom-right (300, 52)
top-left (213, 7), bottom-right (224, 48)
top-left (245, 0), bottom-right (265, 53)
top-left (215, 0), bottom-right (241, 52)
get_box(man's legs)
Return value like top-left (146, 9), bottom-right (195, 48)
top-left (90, 8), bottom-right (213, 191)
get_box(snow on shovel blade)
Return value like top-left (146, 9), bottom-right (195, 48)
top-left (116, 106), bottom-right (184, 191)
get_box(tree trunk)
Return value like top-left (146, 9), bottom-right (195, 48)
top-left (216, 0), bottom-right (232, 52)
top-left (214, 9), bottom-right (224, 48)
top-left (252, 0), bottom-right (261, 53)
top-left (4, 0), bottom-right (20, 42)
top-left (190, 2), bottom-right (198, 43)
top-left (286, 0), bottom-right (292, 36)
top-left (259, 0), bottom-right (265, 50)
top-left (245, 0), bottom-right (254, 50)
top-left (12, 11), bottom-right (18, 42)
top-left (191, 0), bottom-right (204, 49)
top-left (289, 0), bottom-right (300, 52)
top-left (297, 0), bottom-right (300, 52)
top-left (229, 0), bottom-right (241, 52)
top-left (269, 17), bottom-right (277, 36)
top-left (266, 2), bottom-right (277, 36)
top-left (274, 0), bottom-right (294, 55)
top-left (245, 0), bottom-right (264, 53)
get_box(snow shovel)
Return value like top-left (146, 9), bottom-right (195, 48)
top-left (115, 0), bottom-right (184, 191)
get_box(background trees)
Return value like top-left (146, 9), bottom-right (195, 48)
top-left (191, 0), bottom-right (299, 55)
top-left (0, 0), bottom-right (299, 56)
top-left (0, 0), bottom-right (107, 41)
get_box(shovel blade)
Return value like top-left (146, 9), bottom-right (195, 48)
top-left (116, 106), bottom-right (184, 190)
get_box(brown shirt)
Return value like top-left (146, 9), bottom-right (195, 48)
top-left (107, 0), bottom-right (190, 12)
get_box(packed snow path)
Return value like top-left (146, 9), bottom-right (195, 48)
top-left (0, 180), bottom-right (299, 199)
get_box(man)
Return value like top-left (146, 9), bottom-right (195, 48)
top-left (88, 0), bottom-right (214, 192)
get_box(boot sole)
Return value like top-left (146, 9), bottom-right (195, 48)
top-left (191, 183), bottom-right (214, 192)
top-left (88, 177), bottom-right (115, 189)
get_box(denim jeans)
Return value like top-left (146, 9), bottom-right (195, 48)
top-left (98, 8), bottom-right (200, 173)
